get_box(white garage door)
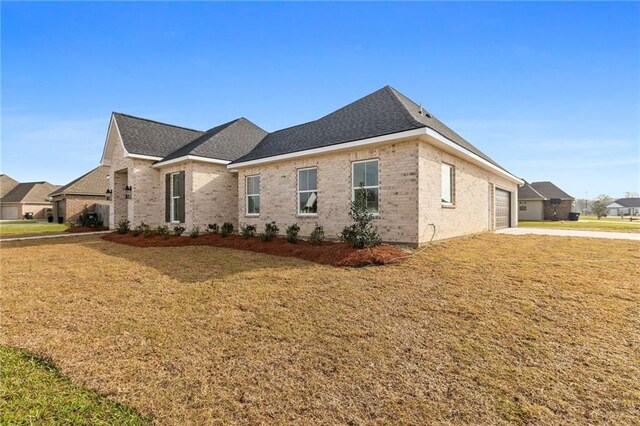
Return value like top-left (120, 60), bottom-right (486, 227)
top-left (1, 206), bottom-right (20, 220)
top-left (495, 189), bottom-right (511, 229)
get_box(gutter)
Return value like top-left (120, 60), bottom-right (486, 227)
top-left (227, 127), bottom-right (523, 185)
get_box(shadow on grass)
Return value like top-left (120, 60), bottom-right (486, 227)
top-left (1, 233), bottom-right (318, 283)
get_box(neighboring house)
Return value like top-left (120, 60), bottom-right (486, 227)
top-left (0, 178), bottom-right (59, 220)
top-left (606, 198), bottom-right (640, 217)
top-left (49, 166), bottom-right (110, 223)
top-left (100, 86), bottom-right (523, 245)
top-left (1, 174), bottom-right (19, 198)
top-left (518, 181), bottom-right (574, 220)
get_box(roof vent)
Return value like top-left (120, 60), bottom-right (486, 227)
top-left (418, 103), bottom-right (423, 115)
top-left (425, 113), bottom-right (432, 118)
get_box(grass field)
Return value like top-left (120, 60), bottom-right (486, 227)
top-left (0, 346), bottom-right (148, 425)
top-left (0, 220), bottom-right (69, 237)
top-left (1, 234), bottom-right (638, 424)
top-left (519, 219), bottom-right (640, 233)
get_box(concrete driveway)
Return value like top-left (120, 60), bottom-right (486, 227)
top-left (497, 227), bottom-right (640, 241)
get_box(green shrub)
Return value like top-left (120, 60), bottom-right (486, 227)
top-left (131, 226), bottom-right (142, 237)
top-left (286, 223), bottom-right (300, 243)
top-left (116, 219), bottom-right (130, 234)
top-left (259, 221), bottom-right (279, 242)
top-left (240, 224), bottom-right (256, 239)
top-left (220, 222), bottom-right (234, 237)
top-left (207, 223), bottom-right (219, 234)
top-left (173, 225), bottom-right (186, 236)
top-left (156, 225), bottom-right (170, 238)
top-left (340, 187), bottom-right (381, 249)
top-left (142, 225), bottom-right (153, 238)
top-left (189, 226), bottom-right (200, 238)
top-left (309, 225), bottom-right (325, 245)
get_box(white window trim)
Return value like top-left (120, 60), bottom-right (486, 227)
top-left (297, 167), bottom-right (318, 216)
top-left (170, 172), bottom-right (180, 223)
top-left (351, 159), bottom-right (380, 216)
top-left (441, 162), bottom-right (455, 207)
top-left (245, 175), bottom-right (260, 216)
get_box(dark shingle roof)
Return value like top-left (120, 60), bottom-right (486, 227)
top-left (0, 174), bottom-right (19, 198)
top-left (612, 197), bottom-right (640, 208)
top-left (113, 113), bottom-right (204, 158)
top-left (50, 166), bottom-right (109, 197)
top-left (530, 181), bottom-right (574, 200)
top-left (230, 86), bottom-right (509, 174)
top-left (518, 181), bottom-right (547, 200)
top-left (161, 118), bottom-right (267, 162)
top-left (1, 182), bottom-right (59, 203)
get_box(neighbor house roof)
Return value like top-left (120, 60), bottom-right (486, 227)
top-left (113, 113), bottom-right (205, 158)
top-left (0, 182), bottom-right (59, 204)
top-left (230, 86), bottom-right (505, 171)
top-left (529, 181), bottom-right (574, 200)
top-left (609, 197), bottom-right (640, 208)
top-left (0, 174), bottom-right (19, 198)
top-left (518, 181), bottom-right (547, 200)
top-left (49, 166), bottom-right (110, 197)
top-left (159, 118), bottom-right (267, 163)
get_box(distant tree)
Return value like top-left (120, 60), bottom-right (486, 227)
top-left (624, 191), bottom-right (639, 198)
top-left (591, 194), bottom-right (613, 219)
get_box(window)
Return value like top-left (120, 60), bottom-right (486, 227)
top-left (171, 172), bottom-right (181, 222)
top-left (441, 163), bottom-right (454, 205)
top-left (519, 201), bottom-right (527, 211)
top-left (298, 168), bottom-right (317, 215)
top-left (352, 159), bottom-right (379, 213)
top-left (246, 175), bottom-right (260, 215)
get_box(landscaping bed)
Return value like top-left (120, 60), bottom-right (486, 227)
top-left (102, 232), bottom-right (406, 267)
top-left (65, 226), bottom-right (109, 233)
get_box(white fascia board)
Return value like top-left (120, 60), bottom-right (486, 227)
top-left (100, 114), bottom-right (118, 166)
top-left (152, 155), bottom-right (231, 168)
top-left (227, 128), bottom-right (427, 170)
top-left (128, 153), bottom-right (164, 161)
top-left (423, 128), bottom-right (523, 185)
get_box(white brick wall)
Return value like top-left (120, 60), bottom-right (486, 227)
top-left (236, 140), bottom-right (420, 244)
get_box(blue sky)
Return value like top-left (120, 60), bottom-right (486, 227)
top-left (2, 2), bottom-right (638, 198)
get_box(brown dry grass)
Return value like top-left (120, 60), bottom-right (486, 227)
top-left (1, 233), bottom-right (639, 425)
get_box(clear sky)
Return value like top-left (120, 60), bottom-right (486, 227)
top-left (2, 2), bottom-right (638, 199)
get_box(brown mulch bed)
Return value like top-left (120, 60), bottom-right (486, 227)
top-left (101, 232), bottom-right (406, 267)
top-left (66, 226), bottom-right (110, 233)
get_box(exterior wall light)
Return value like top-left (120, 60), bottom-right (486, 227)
top-left (124, 186), bottom-right (132, 199)
top-left (106, 189), bottom-right (113, 201)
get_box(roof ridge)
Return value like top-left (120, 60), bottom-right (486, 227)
top-left (113, 112), bottom-right (204, 133)
top-left (526, 182), bottom-right (547, 199)
top-left (384, 86), bottom-right (426, 128)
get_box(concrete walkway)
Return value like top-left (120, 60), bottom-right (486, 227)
top-left (0, 231), bottom-right (111, 242)
top-left (497, 227), bottom-right (640, 241)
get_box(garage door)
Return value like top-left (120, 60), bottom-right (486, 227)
top-left (1, 206), bottom-right (20, 220)
top-left (495, 189), bottom-right (511, 229)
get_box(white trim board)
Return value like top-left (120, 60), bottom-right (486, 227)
top-left (227, 127), bottom-right (523, 185)
top-left (152, 155), bottom-right (231, 168)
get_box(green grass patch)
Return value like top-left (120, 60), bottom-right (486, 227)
top-left (0, 346), bottom-right (149, 425)
top-left (518, 220), bottom-right (640, 233)
top-left (0, 223), bottom-right (70, 237)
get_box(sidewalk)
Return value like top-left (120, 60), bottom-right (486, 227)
top-left (497, 227), bottom-right (640, 241)
top-left (0, 231), bottom-right (111, 242)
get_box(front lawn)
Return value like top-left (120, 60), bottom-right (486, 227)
top-left (1, 234), bottom-right (638, 424)
top-left (0, 346), bottom-right (148, 425)
top-left (0, 221), bottom-right (70, 237)
top-left (519, 219), bottom-right (640, 233)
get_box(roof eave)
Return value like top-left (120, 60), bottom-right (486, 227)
top-left (152, 155), bottom-right (231, 169)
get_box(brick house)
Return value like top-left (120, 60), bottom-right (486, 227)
top-left (518, 181), bottom-right (574, 221)
top-left (0, 176), bottom-right (59, 220)
top-left (49, 166), bottom-right (110, 223)
top-left (100, 86), bottom-right (522, 245)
